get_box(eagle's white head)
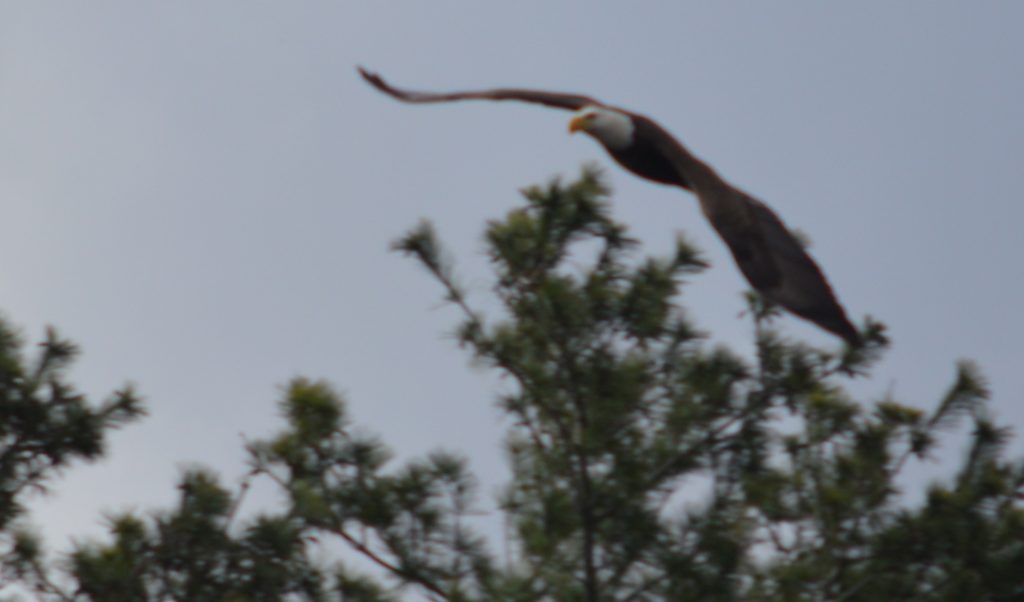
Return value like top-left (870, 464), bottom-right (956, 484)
top-left (569, 106), bottom-right (635, 150)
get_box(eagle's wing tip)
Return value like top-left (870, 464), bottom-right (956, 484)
top-left (358, 68), bottom-right (401, 98)
top-left (356, 66), bottom-right (382, 85)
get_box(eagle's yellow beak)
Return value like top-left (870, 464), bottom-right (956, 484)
top-left (568, 115), bottom-right (588, 134)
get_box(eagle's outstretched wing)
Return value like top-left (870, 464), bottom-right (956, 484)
top-left (641, 124), bottom-right (861, 344)
top-left (712, 190), bottom-right (861, 344)
top-left (358, 67), bottom-right (601, 111)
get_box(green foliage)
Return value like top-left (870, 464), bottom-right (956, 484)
top-left (63, 469), bottom-right (325, 602)
top-left (0, 323), bottom-right (144, 596)
top-left (388, 168), bottom-right (1022, 601)
top-left (251, 379), bottom-right (491, 601)
top-left (0, 325), bottom-right (143, 533)
top-left (3, 169), bottom-right (1021, 601)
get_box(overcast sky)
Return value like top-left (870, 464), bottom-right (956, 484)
top-left (1, 1), bottom-right (1022, 578)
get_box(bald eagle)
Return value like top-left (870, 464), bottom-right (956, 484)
top-left (359, 68), bottom-right (861, 345)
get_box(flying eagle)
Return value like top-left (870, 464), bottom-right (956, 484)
top-left (358, 67), bottom-right (861, 345)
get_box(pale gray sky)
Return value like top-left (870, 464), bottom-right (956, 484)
top-left (1, 1), bottom-right (1021, 575)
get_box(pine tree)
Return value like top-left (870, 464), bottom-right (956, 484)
top-left (6, 169), bottom-right (1022, 601)
top-left (0, 324), bottom-right (144, 596)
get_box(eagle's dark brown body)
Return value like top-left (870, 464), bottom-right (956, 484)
top-left (609, 116), bottom-right (692, 189)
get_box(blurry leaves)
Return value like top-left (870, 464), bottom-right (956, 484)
top-left (931, 360), bottom-right (990, 430)
top-left (0, 324), bottom-right (145, 599)
top-left (62, 469), bottom-right (325, 602)
top-left (385, 169), bottom-right (1023, 602)
top-left (3, 170), bottom-right (1021, 601)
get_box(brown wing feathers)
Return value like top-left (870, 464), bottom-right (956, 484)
top-left (358, 67), bottom-right (600, 111)
top-left (726, 196), bottom-right (860, 344)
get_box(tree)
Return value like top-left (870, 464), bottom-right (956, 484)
top-left (6, 169), bottom-right (1022, 601)
top-left (0, 324), bottom-right (144, 596)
